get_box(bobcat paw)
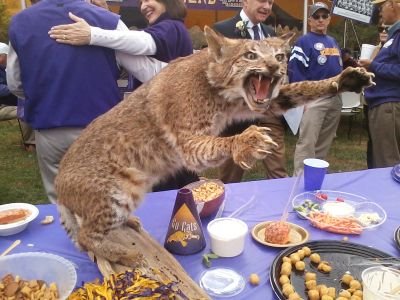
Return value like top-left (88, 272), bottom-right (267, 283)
top-left (232, 125), bottom-right (277, 169)
top-left (337, 67), bottom-right (375, 93)
top-left (127, 215), bottom-right (142, 232)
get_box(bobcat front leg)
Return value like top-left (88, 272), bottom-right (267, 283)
top-left (180, 126), bottom-right (277, 171)
top-left (269, 67), bottom-right (375, 114)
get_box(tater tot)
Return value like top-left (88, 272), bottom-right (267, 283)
top-left (308, 289), bottom-right (320, 300)
top-left (295, 260), bottom-right (305, 271)
top-left (305, 272), bottom-right (317, 282)
top-left (349, 279), bottom-right (361, 290)
top-left (282, 284), bottom-right (295, 297)
top-left (350, 296), bottom-right (361, 300)
top-left (338, 289), bottom-right (351, 298)
top-left (310, 253), bottom-right (321, 264)
top-left (352, 290), bottom-right (363, 297)
top-left (305, 279), bottom-right (317, 290)
top-left (288, 292), bottom-right (301, 300)
top-left (302, 246), bottom-right (312, 256)
top-left (336, 298), bottom-right (349, 300)
top-left (341, 273), bottom-right (354, 285)
top-left (327, 287), bottom-right (335, 298)
top-left (317, 262), bottom-right (332, 273)
top-left (321, 296), bottom-right (333, 300)
top-left (279, 275), bottom-right (290, 286)
top-left (319, 285), bottom-right (328, 296)
top-left (297, 249), bottom-right (305, 259)
top-left (280, 262), bottom-right (292, 276)
top-left (289, 253), bottom-right (301, 264)
top-left (282, 256), bottom-right (291, 263)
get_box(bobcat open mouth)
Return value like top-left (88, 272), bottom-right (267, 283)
top-left (245, 73), bottom-right (279, 110)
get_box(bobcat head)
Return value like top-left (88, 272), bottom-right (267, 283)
top-left (204, 26), bottom-right (294, 113)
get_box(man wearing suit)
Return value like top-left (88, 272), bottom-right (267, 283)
top-left (213, 0), bottom-right (288, 183)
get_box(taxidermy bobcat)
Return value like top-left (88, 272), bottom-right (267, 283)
top-left (55, 26), bottom-right (374, 266)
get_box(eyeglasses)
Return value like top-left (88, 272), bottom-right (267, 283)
top-left (378, 26), bottom-right (389, 33)
top-left (311, 14), bottom-right (330, 20)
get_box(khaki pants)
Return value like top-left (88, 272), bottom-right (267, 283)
top-left (293, 95), bottom-right (342, 175)
top-left (218, 115), bottom-right (288, 183)
top-left (369, 101), bottom-right (400, 168)
top-left (35, 128), bottom-right (82, 203)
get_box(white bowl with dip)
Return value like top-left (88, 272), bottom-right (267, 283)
top-left (0, 203), bottom-right (39, 236)
top-left (362, 266), bottom-right (400, 300)
top-left (322, 201), bottom-right (355, 217)
top-left (207, 217), bottom-right (248, 257)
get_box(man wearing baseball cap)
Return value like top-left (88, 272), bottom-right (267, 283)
top-left (358, 0), bottom-right (400, 168)
top-left (288, 2), bottom-right (343, 175)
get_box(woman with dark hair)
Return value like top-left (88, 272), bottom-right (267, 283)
top-left (49, 0), bottom-right (192, 63)
top-left (49, 0), bottom-right (198, 192)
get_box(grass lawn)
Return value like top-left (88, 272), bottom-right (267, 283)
top-left (0, 113), bottom-right (368, 205)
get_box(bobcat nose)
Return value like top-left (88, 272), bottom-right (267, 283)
top-left (265, 60), bottom-right (280, 74)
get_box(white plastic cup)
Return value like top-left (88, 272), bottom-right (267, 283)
top-left (207, 217), bottom-right (248, 257)
top-left (360, 44), bottom-right (376, 59)
top-left (362, 266), bottom-right (400, 300)
top-left (303, 158), bottom-right (329, 191)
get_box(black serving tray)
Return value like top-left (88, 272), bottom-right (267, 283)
top-left (392, 164), bottom-right (400, 183)
top-left (270, 240), bottom-right (392, 300)
top-left (395, 226), bottom-right (400, 250)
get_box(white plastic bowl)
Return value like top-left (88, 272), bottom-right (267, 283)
top-left (0, 252), bottom-right (77, 300)
top-left (362, 266), bottom-right (400, 300)
top-left (207, 217), bottom-right (248, 257)
top-left (0, 203), bottom-right (39, 236)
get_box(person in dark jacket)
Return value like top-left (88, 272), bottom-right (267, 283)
top-left (359, 0), bottom-right (400, 168)
top-left (213, 0), bottom-right (288, 184)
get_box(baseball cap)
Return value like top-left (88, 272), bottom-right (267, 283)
top-left (308, 2), bottom-right (330, 17)
top-left (372, 0), bottom-right (400, 3)
top-left (0, 42), bottom-right (9, 55)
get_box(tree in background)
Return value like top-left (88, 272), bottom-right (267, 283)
top-left (0, 2), bottom-right (11, 42)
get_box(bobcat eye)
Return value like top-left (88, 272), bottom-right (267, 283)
top-left (275, 53), bottom-right (285, 62)
top-left (244, 52), bottom-right (258, 60)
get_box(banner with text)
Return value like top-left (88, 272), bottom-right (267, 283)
top-left (107, 0), bottom-right (242, 10)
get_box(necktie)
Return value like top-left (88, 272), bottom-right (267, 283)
top-left (253, 25), bottom-right (260, 40)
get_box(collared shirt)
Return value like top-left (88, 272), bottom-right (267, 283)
top-left (239, 10), bottom-right (265, 40)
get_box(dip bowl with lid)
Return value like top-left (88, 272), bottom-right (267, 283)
top-left (207, 217), bottom-right (248, 257)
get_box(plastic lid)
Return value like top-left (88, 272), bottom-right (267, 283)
top-left (199, 268), bottom-right (245, 297)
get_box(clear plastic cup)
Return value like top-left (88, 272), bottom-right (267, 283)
top-left (362, 266), bottom-right (400, 300)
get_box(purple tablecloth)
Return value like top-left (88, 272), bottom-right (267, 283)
top-left (1, 167), bottom-right (399, 299)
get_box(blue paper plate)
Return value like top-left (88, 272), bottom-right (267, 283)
top-left (392, 164), bottom-right (400, 183)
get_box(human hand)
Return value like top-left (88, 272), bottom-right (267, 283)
top-left (48, 12), bottom-right (91, 45)
top-left (357, 59), bottom-right (372, 69)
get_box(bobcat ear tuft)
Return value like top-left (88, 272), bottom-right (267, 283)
top-left (204, 26), bottom-right (224, 60)
top-left (279, 32), bottom-right (296, 46)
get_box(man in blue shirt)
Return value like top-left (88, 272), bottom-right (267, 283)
top-left (288, 2), bottom-right (342, 175)
top-left (359, 0), bottom-right (400, 168)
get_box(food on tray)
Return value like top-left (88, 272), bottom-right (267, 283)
top-left (294, 199), bottom-right (321, 216)
top-left (0, 273), bottom-right (59, 300)
top-left (322, 201), bottom-right (355, 217)
top-left (308, 211), bottom-right (363, 235)
top-left (192, 181), bottom-right (224, 202)
top-left (357, 212), bottom-right (381, 226)
top-left (277, 247), bottom-right (366, 300)
top-left (0, 209), bottom-right (31, 225)
top-left (264, 221), bottom-right (291, 245)
top-left (69, 269), bottom-right (182, 300)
